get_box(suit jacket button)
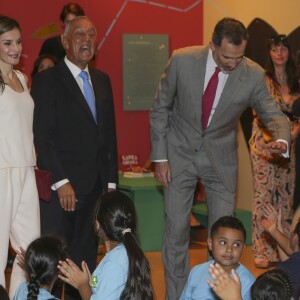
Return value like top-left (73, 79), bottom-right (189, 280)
top-left (194, 149), bottom-right (198, 152)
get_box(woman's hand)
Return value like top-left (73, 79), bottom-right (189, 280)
top-left (261, 203), bottom-right (283, 234)
top-left (15, 247), bottom-right (26, 270)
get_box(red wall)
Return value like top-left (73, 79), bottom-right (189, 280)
top-left (0, 1), bottom-right (203, 166)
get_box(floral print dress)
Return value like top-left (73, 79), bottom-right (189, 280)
top-left (250, 76), bottom-right (297, 262)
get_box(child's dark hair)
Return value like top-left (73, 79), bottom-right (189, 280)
top-left (0, 285), bottom-right (9, 300)
top-left (210, 216), bottom-right (246, 242)
top-left (251, 269), bottom-right (292, 300)
top-left (25, 236), bottom-right (69, 300)
top-left (95, 191), bottom-right (154, 300)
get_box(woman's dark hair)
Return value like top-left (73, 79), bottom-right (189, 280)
top-left (265, 34), bottom-right (300, 94)
top-left (95, 191), bottom-right (154, 300)
top-left (31, 54), bottom-right (57, 77)
top-left (251, 269), bottom-right (292, 300)
top-left (25, 236), bottom-right (69, 300)
top-left (212, 17), bottom-right (248, 47)
top-left (0, 15), bottom-right (21, 94)
top-left (60, 2), bottom-right (85, 23)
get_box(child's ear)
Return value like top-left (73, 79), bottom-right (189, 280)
top-left (207, 237), bottom-right (213, 251)
top-left (95, 220), bottom-right (100, 234)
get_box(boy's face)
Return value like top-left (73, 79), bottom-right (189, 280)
top-left (207, 227), bottom-right (245, 272)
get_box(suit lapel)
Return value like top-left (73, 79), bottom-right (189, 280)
top-left (90, 68), bottom-right (105, 127)
top-left (192, 47), bottom-right (209, 124)
top-left (59, 62), bottom-right (97, 125)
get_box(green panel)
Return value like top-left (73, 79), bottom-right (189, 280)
top-left (234, 208), bottom-right (252, 246)
top-left (123, 34), bottom-right (169, 111)
top-left (118, 175), bottom-right (165, 251)
top-left (192, 203), bottom-right (252, 245)
top-left (133, 189), bottom-right (165, 251)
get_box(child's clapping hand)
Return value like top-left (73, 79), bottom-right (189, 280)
top-left (207, 263), bottom-right (242, 300)
top-left (58, 258), bottom-right (91, 291)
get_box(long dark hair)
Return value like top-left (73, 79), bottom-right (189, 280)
top-left (265, 34), bottom-right (300, 94)
top-left (0, 15), bottom-right (21, 94)
top-left (95, 191), bottom-right (155, 300)
top-left (25, 236), bottom-right (69, 300)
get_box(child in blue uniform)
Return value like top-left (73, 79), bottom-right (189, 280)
top-left (13, 236), bottom-right (69, 300)
top-left (180, 216), bottom-right (255, 300)
top-left (58, 191), bottom-right (154, 299)
top-left (208, 264), bottom-right (293, 300)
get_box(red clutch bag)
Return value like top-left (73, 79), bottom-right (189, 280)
top-left (34, 169), bottom-right (52, 202)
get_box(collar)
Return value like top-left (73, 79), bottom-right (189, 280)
top-left (207, 49), bottom-right (218, 71)
top-left (64, 57), bottom-right (90, 79)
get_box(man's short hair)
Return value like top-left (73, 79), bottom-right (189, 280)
top-left (212, 17), bottom-right (249, 47)
top-left (63, 16), bottom-right (92, 37)
top-left (210, 215), bottom-right (246, 242)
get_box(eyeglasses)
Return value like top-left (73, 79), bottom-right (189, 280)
top-left (268, 34), bottom-right (287, 43)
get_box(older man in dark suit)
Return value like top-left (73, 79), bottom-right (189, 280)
top-left (31, 16), bottom-right (118, 300)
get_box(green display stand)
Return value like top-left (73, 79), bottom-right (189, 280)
top-left (117, 175), bottom-right (165, 251)
top-left (192, 203), bottom-right (252, 245)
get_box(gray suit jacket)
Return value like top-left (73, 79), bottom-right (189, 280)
top-left (150, 46), bottom-right (291, 192)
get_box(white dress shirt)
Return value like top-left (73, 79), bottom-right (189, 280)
top-left (204, 49), bottom-right (229, 126)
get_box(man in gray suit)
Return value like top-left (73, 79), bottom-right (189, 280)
top-left (150, 18), bottom-right (290, 299)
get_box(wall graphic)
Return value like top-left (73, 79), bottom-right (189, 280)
top-left (0, 0), bottom-right (204, 165)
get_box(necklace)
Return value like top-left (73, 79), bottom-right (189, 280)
top-left (277, 75), bottom-right (287, 85)
top-left (281, 78), bottom-right (287, 85)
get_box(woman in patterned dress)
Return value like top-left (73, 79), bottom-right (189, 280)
top-left (250, 34), bottom-right (300, 268)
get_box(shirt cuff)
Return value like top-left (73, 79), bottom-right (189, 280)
top-left (276, 139), bottom-right (289, 158)
top-left (108, 183), bottom-right (116, 189)
top-left (51, 179), bottom-right (69, 191)
top-left (52, 180), bottom-right (116, 191)
top-left (152, 159), bottom-right (168, 162)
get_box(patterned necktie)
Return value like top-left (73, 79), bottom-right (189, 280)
top-left (79, 71), bottom-right (97, 123)
top-left (202, 67), bottom-right (220, 129)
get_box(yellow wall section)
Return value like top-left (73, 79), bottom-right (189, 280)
top-left (203, 0), bottom-right (300, 43)
top-left (203, 0), bottom-right (300, 210)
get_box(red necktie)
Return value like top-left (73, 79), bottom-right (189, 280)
top-left (202, 67), bottom-right (220, 129)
